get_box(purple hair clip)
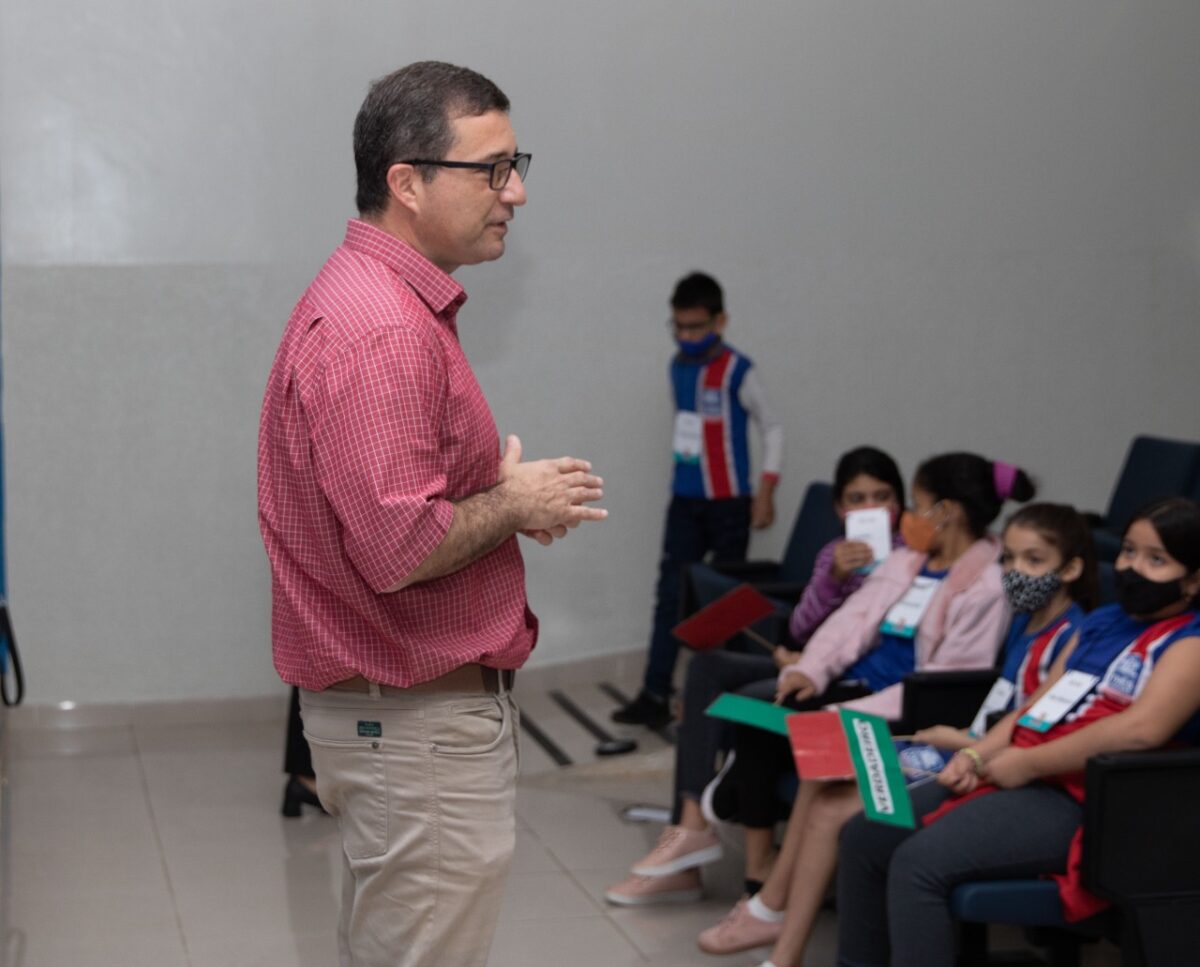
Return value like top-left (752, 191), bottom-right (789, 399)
top-left (993, 461), bottom-right (1019, 501)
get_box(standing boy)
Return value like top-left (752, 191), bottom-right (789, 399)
top-left (613, 272), bottom-right (784, 727)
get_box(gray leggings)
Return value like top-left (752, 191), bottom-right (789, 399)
top-left (836, 781), bottom-right (1083, 967)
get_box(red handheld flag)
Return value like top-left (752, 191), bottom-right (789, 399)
top-left (672, 584), bottom-right (778, 651)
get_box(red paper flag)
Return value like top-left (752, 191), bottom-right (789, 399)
top-left (672, 584), bottom-right (778, 651)
top-left (786, 711), bottom-right (854, 780)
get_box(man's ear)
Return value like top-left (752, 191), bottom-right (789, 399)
top-left (385, 163), bottom-right (421, 215)
top-left (713, 312), bottom-right (728, 336)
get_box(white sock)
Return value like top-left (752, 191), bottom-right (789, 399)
top-left (758, 961), bottom-right (780, 967)
top-left (747, 893), bottom-right (785, 923)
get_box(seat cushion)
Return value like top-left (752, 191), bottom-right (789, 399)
top-left (951, 880), bottom-right (1066, 927)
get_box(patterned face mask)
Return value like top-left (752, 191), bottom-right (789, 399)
top-left (1001, 569), bottom-right (1062, 612)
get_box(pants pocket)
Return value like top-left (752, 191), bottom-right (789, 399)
top-left (303, 732), bottom-right (388, 860)
top-left (432, 696), bottom-right (509, 757)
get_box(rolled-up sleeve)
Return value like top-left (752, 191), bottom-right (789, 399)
top-left (308, 328), bottom-right (455, 592)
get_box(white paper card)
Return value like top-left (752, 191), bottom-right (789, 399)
top-left (672, 412), bottom-right (703, 464)
top-left (968, 678), bottom-right (1015, 738)
top-left (1017, 670), bottom-right (1099, 733)
top-left (845, 508), bottom-right (892, 564)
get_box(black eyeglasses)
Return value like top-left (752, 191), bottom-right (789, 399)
top-left (666, 317), bottom-right (718, 335)
top-left (400, 152), bottom-right (531, 190)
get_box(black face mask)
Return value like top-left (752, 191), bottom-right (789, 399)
top-left (1114, 567), bottom-right (1187, 618)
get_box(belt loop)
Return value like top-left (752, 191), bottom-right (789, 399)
top-left (368, 681), bottom-right (381, 699)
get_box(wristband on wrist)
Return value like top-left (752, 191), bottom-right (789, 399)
top-left (959, 747), bottom-right (984, 775)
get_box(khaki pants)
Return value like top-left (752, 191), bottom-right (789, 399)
top-left (300, 683), bottom-right (519, 967)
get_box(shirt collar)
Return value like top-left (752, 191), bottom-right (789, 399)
top-left (342, 219), bottom-right (468, 319)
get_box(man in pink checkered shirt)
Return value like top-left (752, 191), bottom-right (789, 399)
top-left (258, 61), bottom-right (606, 967)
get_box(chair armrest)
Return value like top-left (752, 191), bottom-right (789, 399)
top-left (893, 669), bottom-right (997, 734)
top-left (1083, 748), bottom-right (1200, 903)
top-left (750, 581), bottom-right (806, 605)
top-left (707, 560), bottom-right (783, 582)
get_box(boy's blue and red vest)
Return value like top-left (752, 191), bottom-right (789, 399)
top-left (671, 344), bottom-right (754, 499)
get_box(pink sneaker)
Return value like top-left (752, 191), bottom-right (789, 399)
top-left (630, 825), bottom-right (723, 876)
top-left (604, 869), bottom-right (703, 906)
top-left (697, 897), bottom-right (784, 954)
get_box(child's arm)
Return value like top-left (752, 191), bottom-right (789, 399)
top-left (739, 367), bottom-right (783, 529)
top-left (912, 725), bottom-right (973, 750)
top-left (987, 635), bottom-right (1200, 788)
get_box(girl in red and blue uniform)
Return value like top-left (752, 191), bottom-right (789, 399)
top-left (836, 497), bottom-right (1200, 967)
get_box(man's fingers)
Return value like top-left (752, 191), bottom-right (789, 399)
top-left (557, 470), bottom-right (602, 489)
top-left (566, 486), bottom-right (605, 505)
top-left (553, 456), bottom-right (593, 474)
top-left (502, 434), bottom-right (522, 466)
top-left (566, 506), bottom-right (608, 522)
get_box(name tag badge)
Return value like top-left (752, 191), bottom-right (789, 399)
top-left (879, 575), bottom-right (941, 639)
top-left (968, 678), bottom-right (1015, 738)
top-left (1017, 670), bottom-right (1099, 733)
top-left (672, 412), bottom-right (703, 464)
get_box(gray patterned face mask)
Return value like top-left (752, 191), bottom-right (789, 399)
top-left (1002, 570), bottom-right (1062, 613)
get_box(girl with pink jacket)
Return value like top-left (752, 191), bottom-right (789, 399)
top-left (703, 452), bottom-right (1034, 929)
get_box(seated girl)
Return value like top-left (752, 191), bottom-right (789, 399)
top-left (693, 453), bottom-right (1031, 918)
top-left (696, 501), bottom-right (1097, 965)
top-left (835, 496), bottom-right (1200, 967)
top-left (604, 445), bottom-right (905, 905)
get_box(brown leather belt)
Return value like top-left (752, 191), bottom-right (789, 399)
top-left (327, 664), bottom-right (515, 696)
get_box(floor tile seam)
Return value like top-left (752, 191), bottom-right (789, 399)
top-left (131, 727), bottom-right (195, 967)
top-left (512, 816), bottom-right (647, 939)
top-left (555, 862), bottom-right (652, 962)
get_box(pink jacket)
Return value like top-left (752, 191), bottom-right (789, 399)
top-left (782, 538), bottom-right (1010, 720)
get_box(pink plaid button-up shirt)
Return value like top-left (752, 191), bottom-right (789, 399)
top-left (258, 219), bottom-right (537, 689)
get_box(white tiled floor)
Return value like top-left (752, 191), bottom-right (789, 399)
top-left (2, 669), bottom-right (1123, 966)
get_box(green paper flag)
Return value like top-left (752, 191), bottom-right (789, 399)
top-left (704, 693), bottom-right (792, 736)
top-left (839, 708), bottom-right (915, 828)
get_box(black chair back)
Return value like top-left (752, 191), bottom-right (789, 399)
top-left (777, 481), bottom-right (841, 586)
top-left (1104, 435), bottom-right (1200, 534)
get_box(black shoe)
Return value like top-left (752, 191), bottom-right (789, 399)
top-left (611, 690), bottom-right (672, 728)
top-left (281, 775), bottom-right (326, 818)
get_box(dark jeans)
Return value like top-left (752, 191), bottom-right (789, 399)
top-left (642, 495), bottom-right (751, 698)
top-left (672, 649), bottom-right (778, 823)
top-left (283, 687), bottom-right (315, 779)
top-left (836, 781), bottom-right (1083, 967)
top-left (729, 681), bottom-right (872, 828)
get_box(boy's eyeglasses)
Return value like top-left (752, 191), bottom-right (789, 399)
top-left (400, 153), bottom-right (531, 190)
top-left (667, 318), bottom-right (718, 335)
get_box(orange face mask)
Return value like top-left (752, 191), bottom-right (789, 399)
top-left (900, 510), bottom-right (938, 553)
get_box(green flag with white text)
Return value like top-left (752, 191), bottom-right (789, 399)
top-left (839, 708), bottom-right (915, 828)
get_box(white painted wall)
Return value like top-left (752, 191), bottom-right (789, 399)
top-left (2, 1), bottom-right (1198, 704)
